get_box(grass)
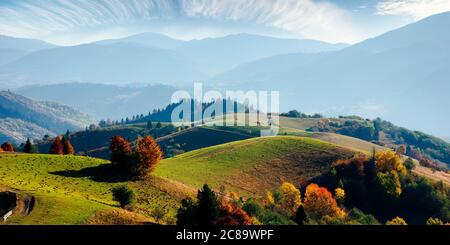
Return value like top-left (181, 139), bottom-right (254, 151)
top-left (0, 153), bottom-right (186, 224)
top-left (156, 136), bottom-right (353, 196)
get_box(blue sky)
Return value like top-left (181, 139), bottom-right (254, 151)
top-left (0, 0), bottom-right (450, 45)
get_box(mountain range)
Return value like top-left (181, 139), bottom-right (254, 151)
top-left (0, 33), bottom-right (346, 88)
top-left (0, 91), bottom-right (95, 144)
top-left (211, 12), bottom-right (450, 138)
top-left (1, 12), bottom-right (450, 139)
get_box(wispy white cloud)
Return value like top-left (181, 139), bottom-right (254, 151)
top-left (376, 0), bottom-right (450, 20)
top-left (0, 0), bottom-right (366, 45)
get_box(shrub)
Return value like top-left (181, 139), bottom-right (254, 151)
top-left (112, 185), bottom-right (135, 209)
top-left (426, 217), bottom-right (444, 225)
top-left (1, 142), bottom-right (14, 152)
top-left (386, 216), bottom-right (407, 225)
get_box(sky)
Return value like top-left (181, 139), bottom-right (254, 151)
top-left (0, 0), bottom-right (450, 45)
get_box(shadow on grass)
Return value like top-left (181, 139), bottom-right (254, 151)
top-left (50, 164), bottom-right (132, 183)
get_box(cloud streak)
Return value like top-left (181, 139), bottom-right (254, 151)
top-left (377, 0), bottom-right (450, 20)
top-left (0, 0), bottom-right (368, 45)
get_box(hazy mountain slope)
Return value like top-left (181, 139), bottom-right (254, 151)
top-left (177, 33), bottom-right (348, 74)
top-left (213, 12), bottom-right (450, 138)
top-left (0, 48), bottom-right (29, 66)
top-left (15, 83), bottom-right (178, 120)
top-left (95, 32), bottom-right (185, 49)
top-left (0, 43), bottom-right (206, 88)
top-left (0, 91), bottom-right (95, 143)
top-left (0, 118), bottom-right (54, 143)
top-left (0, 35), bottom-right (55, 52)
top-left (0, 35), bottom-right (56, 66)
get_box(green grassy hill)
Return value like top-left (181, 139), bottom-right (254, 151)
top-left (0, 153), bottom-right (193, 224)
top-left (155, 136), bottom-right (353, 197)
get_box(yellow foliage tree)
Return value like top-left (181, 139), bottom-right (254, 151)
top-left (375, 150), bottom-right (406, 174)
top-left (335, 188), bottom-right (345, 202)
top-left (264, 191), bottom-right (275, 208)
top-left (386, 216), bottom-right (407, 225)
top-left (279, 182), bottom-right (302, 215)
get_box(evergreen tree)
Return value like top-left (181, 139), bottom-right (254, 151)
top-left (295, 205), bottom-right (308, 225)
top-left (197, 184), bottom-right (220, 225)
top-left (23, 138), bottom-right (37, 153)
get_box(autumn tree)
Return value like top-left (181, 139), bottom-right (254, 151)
top-left (335, 188), bottom-right (346, 203)
top-left (23, 138), bottom-right (37, 153)
top-left (61, 136), bottom-right (75, 155)
top-left (375, 150), bottom-right (406, 174)
top-left (109, 136), bottom-right (132, 170)
top-left (131, 136), bottom-right (163, 179)
top-left (279, 182), bottom-right (302, 215)
top-left (304, 183), bottom-right (345, 219)
top-left (1, 142), bottom-right (14, 152)
top-left (216, 201), bottom-right (253, 225)
top-left (49, 137), bottom-right (63, 155)
top-left (0, 147), bottom-right (3, 152)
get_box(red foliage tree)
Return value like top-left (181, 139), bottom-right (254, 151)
top-left (49, 137), bottom-right (64, 155)
top-left (132, 136), bottom-right (163, 178)
top-left (215, 201), bottom-right (253, 225)
top-left (1, 142), bottom-right (14, 152)
top-left (109, 136), bottom-right (132, 170)
top-left (62, 136), bottom-right (75, 155)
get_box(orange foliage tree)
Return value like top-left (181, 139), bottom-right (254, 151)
top-left (1, 142), bottom-right (14, 152)
top-left (132, 136), bottom-right (163, 178)
top-left (304, 183), bottom-right (345, 219)
top-left (49, 137), bottom-right (63, 155)
top-left (216, 201), bottom-right (253, 225)
top-left (62, 136), bottom-right (75, 155)
top-left (110, 136), bottom-right (132, 169)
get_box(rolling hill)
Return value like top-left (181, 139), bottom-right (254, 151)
top-left (0, 153), bottom-right (193, 224)
top-left (0, 91), bottom-right (95, 143)
top-left (156, 136), bottom-right (354, 196)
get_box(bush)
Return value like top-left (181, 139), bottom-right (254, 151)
top-left (386, 216), bottom-right (407, 225)
top-left (112, 185), bottom-right (135, 209)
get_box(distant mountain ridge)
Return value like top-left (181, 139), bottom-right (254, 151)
top-left (0, 91), bottom-right (95, 144)
top-left (0, 33), bottom-right (347, 88)
top-left (212, 12), bottom-right (450, 138)
top-left (0, 35), bottom-right (56, 66)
